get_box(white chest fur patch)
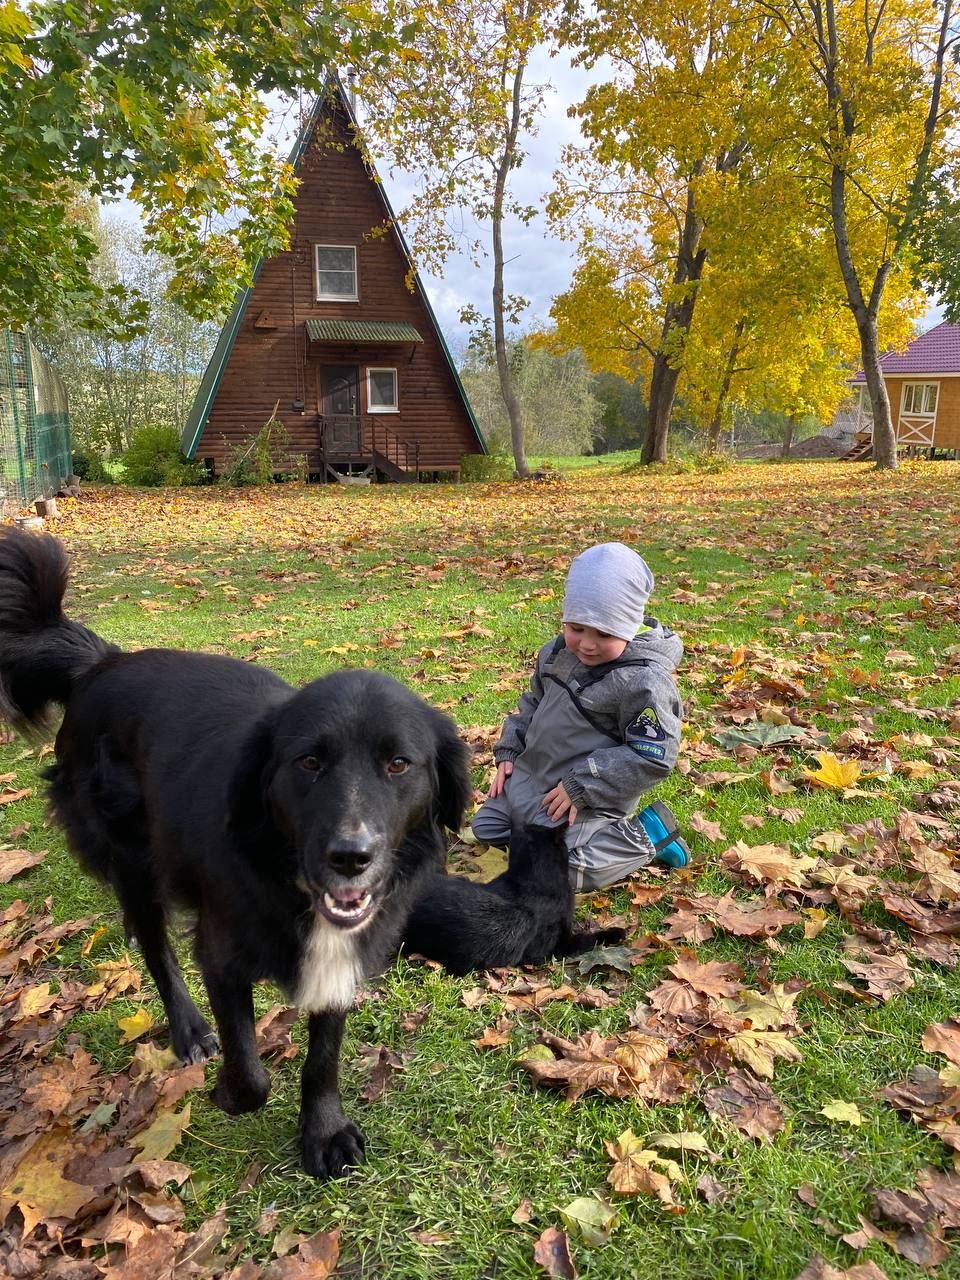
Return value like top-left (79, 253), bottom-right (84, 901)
top-left (294, 917), bottom-right (365, 1012)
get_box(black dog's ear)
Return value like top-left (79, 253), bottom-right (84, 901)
top-left (227, 710), bottom-right (279, 833)
top-left (431, 711), bottom-right (472, 833)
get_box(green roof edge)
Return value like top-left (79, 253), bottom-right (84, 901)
top-left (181, 77), bottom-right (486, 460)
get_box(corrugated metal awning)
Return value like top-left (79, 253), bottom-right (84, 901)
top-left (305, 318), bottom-right (424, 344)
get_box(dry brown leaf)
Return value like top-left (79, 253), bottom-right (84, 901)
top-left (533, 1226), bottom-right (577, 1279)
top-left (720, 841), bottom-right (814, 888)
top-left (921, 1019), bottom-right (960, 1066)
top-left (0, 847), bottom-right (46, 883)
top-left (689, 811), bottom-right (726, 843)
top-left (703, 1068), bottom-right (786, 1141)
top-left (667, 954), bottom-right (743, 998)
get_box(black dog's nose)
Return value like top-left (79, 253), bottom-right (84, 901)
top-left (327, 844), bottom-right (375, 878)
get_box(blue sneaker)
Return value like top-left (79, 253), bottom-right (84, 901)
top-left (637, 801), bottom-right (691, 868)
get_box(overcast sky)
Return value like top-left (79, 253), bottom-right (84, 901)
top-left (365, 46), bottom-right (598, 356)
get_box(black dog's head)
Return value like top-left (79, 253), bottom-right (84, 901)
top-left (232, 669), bottom-right (470, 931)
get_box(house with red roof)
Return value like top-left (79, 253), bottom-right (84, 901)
top-left (837, 320), bottom-right (960, 458)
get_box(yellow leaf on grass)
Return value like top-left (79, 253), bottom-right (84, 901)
top-left (605, 1129), bottom-right (682, 1206)
top-left (131, 1103), bottom-right (191, 1161)
top-left (729, 1030), bottom-right (803, 1078)
top-left (802, 752), bottom-right (861, 790)
top-left (820, 1100), bottom-right (863, 1126)
top-left (80, 926), bottom-right (108, 957)
top-left (85, 955), bottom-right (141, 1003)
top-left (117, 1007), bottom-right (155, 1043)
top-left (802, 907), bottom-right (829, 939)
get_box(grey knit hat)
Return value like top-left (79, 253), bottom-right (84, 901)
top-left (561, 542), bottom-right (655, 642)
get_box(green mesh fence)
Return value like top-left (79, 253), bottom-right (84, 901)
top-left (0, 330), bottom-right (72, 510)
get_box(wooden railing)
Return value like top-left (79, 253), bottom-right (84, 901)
top-left (318, 415), bottom-right (420, 477)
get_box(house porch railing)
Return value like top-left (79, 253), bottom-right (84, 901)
top-left (318, 414), bottom-right (421, 477)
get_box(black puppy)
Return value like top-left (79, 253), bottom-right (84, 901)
top-left (0, 529), bottom-right (470, 1178)
top-left (402, 823), bottom-right (627, 975)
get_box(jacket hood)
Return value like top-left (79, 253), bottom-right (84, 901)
top-left (623, 617), bottom-right (683, 671)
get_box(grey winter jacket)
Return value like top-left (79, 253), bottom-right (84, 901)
top-left (494, 621), bottom-right (683, 818)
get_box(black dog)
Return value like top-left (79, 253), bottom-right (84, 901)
top-left (0, 530), bottom-right (470, 1179)
top-left (402, 823), bottom-right (627, 975)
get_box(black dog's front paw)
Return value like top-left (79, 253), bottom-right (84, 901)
top-left (301, 1120), bottom-right (366, 1179)
top-left (211, 1064), bottom-right (270, 1115)
top-left (170, 1016), bottom-right (220, 1065)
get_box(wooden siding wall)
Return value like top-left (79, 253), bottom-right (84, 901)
top-left (885, 376), bottom-right (960, 449)
top-left (195, 105), bottom-right (479, 473)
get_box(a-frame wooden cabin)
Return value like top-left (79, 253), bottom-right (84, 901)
top-left (181, 79), bottom-right (486, 482)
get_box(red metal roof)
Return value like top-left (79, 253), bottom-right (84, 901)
top-left (852, 320), bottom-right (960, 382)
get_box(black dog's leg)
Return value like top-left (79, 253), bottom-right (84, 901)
top-left (300, 1010), bottom-right (365, 1180)
top-left (110, 871), bottom-right (218, 1064)
top-left (203, 970), bottom-right (270, 1115)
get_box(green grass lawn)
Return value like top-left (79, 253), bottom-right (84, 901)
top-left (1, 458), bottom-right (959, 1278)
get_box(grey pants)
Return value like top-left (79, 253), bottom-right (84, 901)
top-left (471, 794), bottom-right (656, 892)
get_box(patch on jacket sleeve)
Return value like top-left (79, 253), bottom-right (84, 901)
top-left (627, 708), bottom-right (668, 760)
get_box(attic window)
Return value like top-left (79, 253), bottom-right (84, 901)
top-left (315, 245), bottom-right (358, 301)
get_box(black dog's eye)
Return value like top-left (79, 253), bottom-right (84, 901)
top-left (386, 756), bottom-right (410, 776)
top-left (298, 755), bottom-right (322, 772)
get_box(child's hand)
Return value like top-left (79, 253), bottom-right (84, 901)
top-left (488, 760), bottom-right (513, 798)
top-left (543, 782), bottom-right (578, 825)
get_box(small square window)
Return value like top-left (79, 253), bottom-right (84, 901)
top-left (315, 246), bottom-right (357, 301)
top-left (367, 367), bottom-right (398, 413)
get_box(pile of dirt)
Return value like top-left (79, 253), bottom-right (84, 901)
top-left (736, 435), bottom-right (851, 461)
top-left (787, 434), bottom-right (851, 459)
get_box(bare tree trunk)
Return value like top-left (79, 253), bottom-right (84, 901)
top-left (707, 320), bottom-right (745, 450)
top-left (781, 412), bottom-right (797, 457)
top-left (492, 60), bottom-right (528, 478)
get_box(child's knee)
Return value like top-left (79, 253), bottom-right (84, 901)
top-left (471, 804), bottom-right (511, 848)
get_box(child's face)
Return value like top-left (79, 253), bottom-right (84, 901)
top-left (562, 623), bottom-right (628, 667)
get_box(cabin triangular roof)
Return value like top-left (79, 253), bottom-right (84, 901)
top-left (181, 76), bottom-right (485, 458)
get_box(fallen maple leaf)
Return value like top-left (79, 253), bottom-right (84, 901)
top-left (796, 1255), bottom-right (889, 1279)
top-left (533, 1226), bottom-right (577, 1279)
top-left (85, 954), bottom-right (142, 1003)
top-left (921, 1019), bottom-right (960, 1066)
top-left (667, 954), bottom-right (743, 999)
top-left (720, 842), bottom-right (814, 889)
top-left (803, 752), bottom-right (861, 790)
top-left (0, 1128), bottom-right (97, 1236)
top-left (729, 1029), bottom-right (803, 1078)
top-left (689, 811), bottom-right (726, 843)
top-left (0, 847), bottom-right (45, 882)
top-left (605, 1129), bottom-right (682, 1209)
top-left (839, 950), bottom-right (914, 1002)
top-left (703, 1068), bottom-right (786, 1141)
top-left (131, 1103), bottom-right (192, 1161)
top-left (820, 1100), bottom-right (863, 1126)
top-left (559, 1191), bottom-right (621, 1242)
top-left (0, 787), bottom-right (33, 805)
top-left (117, 1006), bottom-right (156, 1043)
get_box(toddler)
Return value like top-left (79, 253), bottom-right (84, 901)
top-left (472, 542), bottom-right (689, 891)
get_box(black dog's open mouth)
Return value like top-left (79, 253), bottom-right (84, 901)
top-left (316, 886), bottom-right (378, 928)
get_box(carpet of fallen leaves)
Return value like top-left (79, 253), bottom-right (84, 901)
top-left (1, 460), bottom-right (959, 1280)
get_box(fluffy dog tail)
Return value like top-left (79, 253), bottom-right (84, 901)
top-left (0, 529), bottom-right (117, 732)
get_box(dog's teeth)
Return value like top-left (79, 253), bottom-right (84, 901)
top-left (322, 891), bottom-right (372, 918)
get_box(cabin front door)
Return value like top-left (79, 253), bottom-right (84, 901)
top-left (319, 365), bottom-right (360, 453)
